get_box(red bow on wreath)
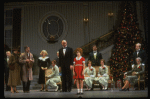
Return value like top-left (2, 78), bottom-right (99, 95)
top-left (102, 67), bottom-right (105, 69)
top-left (91, 68), bottom-right (93, 71)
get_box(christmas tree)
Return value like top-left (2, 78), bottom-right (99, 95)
top-left (109, 1), bottom-right (147, 82)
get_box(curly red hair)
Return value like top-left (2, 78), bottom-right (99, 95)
top-left (74, 48), bottom-right (83, 55)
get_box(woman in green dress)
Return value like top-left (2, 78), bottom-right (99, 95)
top-left (97, 59), bottom-right (109, 90)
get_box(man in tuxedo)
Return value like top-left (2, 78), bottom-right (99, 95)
top-left (59, 40), bottom-right (73, 92)
top-left (132, 43), bottom-right (147, 66)
top-left (88, 45), bottom-right (102, 66)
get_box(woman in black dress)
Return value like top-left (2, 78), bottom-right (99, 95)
top-left (38, 50), bottom-right (50, 91)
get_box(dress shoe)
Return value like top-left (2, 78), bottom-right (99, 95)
top-left (80, 92), bottom-right (84, 95)
top-left (76, 93), bottom-right (80, 95)
top-left (14, 90), bottom-right (19, 93)
top-left (119, 88), bottom-right (126, 91)
top-left (40, 88), bottom-right (44, 91)
top-left (124, 88), bottom-right (129, 91)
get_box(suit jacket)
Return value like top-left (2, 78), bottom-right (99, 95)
top-left (88, 51), bottom-right (102, 66)
top-left (59, 47), bottom-right (73, 70)
top-left (132, 49), bottom-right (147, 65)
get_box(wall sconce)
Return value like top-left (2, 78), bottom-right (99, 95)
top-left (108, 13), bottom-right (114, 17)
top-left (84, 18), bottom-right (89, 22)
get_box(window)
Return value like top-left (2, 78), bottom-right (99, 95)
top-left (39, 11), bottom-right (68, 43)
top-left (4, 10), bottom-right (13, 52)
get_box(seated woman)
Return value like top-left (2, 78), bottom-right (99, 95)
top-left (120, 57), bottom-right (145, 91)
top-left (97, 59), bottom-right (109, 90)
top-left (84, 60), bottom-right (96, 91)
top-left (46, 60), bottom-right (61, 92)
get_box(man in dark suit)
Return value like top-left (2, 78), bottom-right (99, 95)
top-left (132, 43), bottom-right (147, 66)
top-left (59, 40), bottom-right (73, 92)
top-left (88, 45), bottom-right (102, 66)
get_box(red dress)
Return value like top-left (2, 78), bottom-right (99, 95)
top-left (73, 56), bottom-right (85, 79)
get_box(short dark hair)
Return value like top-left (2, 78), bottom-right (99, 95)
top-left (52, 60), bottom-right (57, 64)
top-left (24, 46), bottom-right (29, 51)
top-left (87, 60), bottom-right (92, 65)
top-left (100, 59), bottom-right (105, 64)
top-left (93, 44), bottom-right (97, 48)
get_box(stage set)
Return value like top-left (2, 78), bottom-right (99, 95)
top-left (4, 1), bottom-right (148, 98)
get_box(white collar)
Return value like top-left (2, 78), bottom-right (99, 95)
top-left (63, 46), bottom-right (67, 48)
top-left (52, 65), bottom-right (57, 68)
top-left (136, 49), bottom-right (140, 52)
top-left (88, 66), bottom-right (93, 69)
top-left (101, 65), bottom-right (106, 68)
top-left (39, 56), bottom-right (49, 61)
top-left (76, 56), bottom-right (82, 60)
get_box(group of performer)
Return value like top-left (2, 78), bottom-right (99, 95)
top-left (4, 40), bottom-right (147, 95)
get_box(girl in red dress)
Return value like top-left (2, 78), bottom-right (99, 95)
top-left (73, 48), bottom-right (85, 94)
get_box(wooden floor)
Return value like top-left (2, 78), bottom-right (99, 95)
top-left (4, 88), bottom-right (148, 98)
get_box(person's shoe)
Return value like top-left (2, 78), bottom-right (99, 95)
top-left (119, 88), bottom-right (125, 91)
top-left (76, 92), bottom-right (80, 95)
top-left (80, 92), bottom-right (83, 95)
top-left (55, 86), bottom-right (59, 92)
top-left (26, 91), bottom-right (30, 93)
top-left (40, 88), bottom-right (44, 91)
top-left (104, 87), bottom-right (108, 90)
top-left (14, 90), bottom-right (19, 93)
top-left (124, 88), bottom-right (129, 91)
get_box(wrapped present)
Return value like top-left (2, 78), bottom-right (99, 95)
top-left (117, 79), bottom-right (122, 88)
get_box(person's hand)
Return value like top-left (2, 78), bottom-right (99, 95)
top-left (26, 59), bottom-right (30, 62)
top-left (73, 72), bottom-right (75, 76)
top-left (82, 71), bottom-right (84, 76)
top-left (132, 72), bottom-right (136, 75)
top-left (30, 59), bottom-right (33, 62)
top-left (44, 68), bottom-right (47, 70)
top-left (70, 65), bottom-right (73, 70)
top-left (124, 72), bottom-right (127, 75)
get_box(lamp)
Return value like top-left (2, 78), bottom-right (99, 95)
top-left (108, 12), bottom-right (114, 17)
top-left (84, 18), bottom-right (89, 22)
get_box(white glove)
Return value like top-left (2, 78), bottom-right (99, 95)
top-left (132, 64), bottom-right (134, 68)
top-left (124, 72), bottom-right (127, 75)
top-left (102, 74), bottom-right (107, 77)
top-left (90, 75), bottom-right (95, 77)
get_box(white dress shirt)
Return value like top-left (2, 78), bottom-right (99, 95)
top-left (63, 46), bottom-right (67, 55)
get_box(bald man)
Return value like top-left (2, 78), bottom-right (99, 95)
top-left (132, 43), bottom-right (147, 66)
top-left (59, 40), bottom-right (73, 92)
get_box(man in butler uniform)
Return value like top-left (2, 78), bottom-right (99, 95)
top-left (88, 45), bottom-right (102, 66)
top-left (132, 43), bottom-right (147, 66)
top-left (59, 40), bottom-right (73, 92)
